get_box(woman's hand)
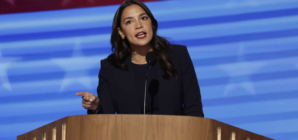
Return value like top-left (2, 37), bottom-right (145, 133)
top-left (76, 92), bottom-right (100, 111)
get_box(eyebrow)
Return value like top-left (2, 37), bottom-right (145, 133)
top-left (123, 13), bottom-right (147, 22)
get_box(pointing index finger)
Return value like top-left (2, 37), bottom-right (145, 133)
top-left (76, 92), bottom-right (89, 97)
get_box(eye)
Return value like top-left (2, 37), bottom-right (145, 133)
top-left (125, 20), bottom-right (132, 25)
top-left (141, 16), bottom-right (148, 20)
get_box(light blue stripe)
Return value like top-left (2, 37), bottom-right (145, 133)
top-left (201, 77), bottom-right (298, 99)
top-left (0, 121), bottom-right (53, 138)
top-left (158, 15), bottom-right (298, 41)
top-left (204, 98), bottom-right (298, 118)
top-left (195, 56), bottom-right (298, 79)
top-left (0, 78), bottom-right (98, 97)
top-left (235, 118), bottom-right (298, 135)
top-left (0, 34), bottom-right (110, 49)
top-left (189, 36), bottom-right (298, 60)
top-left (0, 98), bottom-right (82, 117)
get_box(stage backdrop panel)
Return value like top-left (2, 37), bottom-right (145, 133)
top-left (0, 0), bottom-right (298, 140)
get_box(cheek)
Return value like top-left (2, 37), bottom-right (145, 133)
top-left (147, 24), bottom-right (153, 35)
top-left (122, 26), bottom-right (133, 37)
top-left (148, 27), bottom-right (154, 39)
top-left (148, 31), bottom-right (153, 41)
top-left (143, 22), bottom-right (152, 35)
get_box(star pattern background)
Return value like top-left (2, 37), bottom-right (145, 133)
top-left (0, 47), bottom-right (21, 92)
top-left (219, 43), bottom-right (266, 96)
top-left (1, 0), bottom-right (298, 140)
top-left (52, 38), bottom-right (102, 92)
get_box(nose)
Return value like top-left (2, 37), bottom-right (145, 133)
top-left (135, 20), bottom-right (143, 29)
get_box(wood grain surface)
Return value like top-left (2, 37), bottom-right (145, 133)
top-left (17, 115), bottom-right (273, 140)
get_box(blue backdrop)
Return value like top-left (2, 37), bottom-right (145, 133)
top-left (1, 0), bottom-right (298, 139)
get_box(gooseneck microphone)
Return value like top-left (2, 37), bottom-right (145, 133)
top-left (143, 52), bottom-right (157, 114)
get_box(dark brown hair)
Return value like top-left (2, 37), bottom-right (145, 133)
top-left (109, 0), bottom-right (178, 79)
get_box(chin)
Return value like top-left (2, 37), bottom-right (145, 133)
top-left (133, 40), bottom-right (151, 47)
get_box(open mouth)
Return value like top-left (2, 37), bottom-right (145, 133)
top-left (135, 31), bottom-right (147, 39)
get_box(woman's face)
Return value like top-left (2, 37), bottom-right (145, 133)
top-left (118, 4), bottom-right (153, 48)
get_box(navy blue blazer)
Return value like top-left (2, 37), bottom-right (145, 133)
top-left (93, 45), bottom-right (204, 117)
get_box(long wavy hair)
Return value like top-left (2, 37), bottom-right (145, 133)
top-left (109, 0), bottom-right (178, 79)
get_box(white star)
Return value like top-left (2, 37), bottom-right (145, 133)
top-left (0, 47), bottom-right (20, 91)
top-left (218, 43), bottom-right (266, 96)
top-left (52, 38), bottom-right (102, 92)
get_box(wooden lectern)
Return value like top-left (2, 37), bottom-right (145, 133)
top-left (17, 115), bottom-right (273, 140)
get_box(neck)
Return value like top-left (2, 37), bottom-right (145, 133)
top-left (130, 44), bottom-right (152, 64)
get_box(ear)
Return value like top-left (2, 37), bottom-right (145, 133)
top-left (118, 27), bottom-right (125, 39)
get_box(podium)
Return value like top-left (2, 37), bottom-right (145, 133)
top-left (17, 115), bottom-right (272, 140)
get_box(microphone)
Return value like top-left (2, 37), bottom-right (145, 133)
top-left (146, 52), bottom-right (157, 65)
top-left (143, 52), bottom-right (157, 114)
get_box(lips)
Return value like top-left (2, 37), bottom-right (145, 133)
top-left (135, 31), bottom-right (147, 39)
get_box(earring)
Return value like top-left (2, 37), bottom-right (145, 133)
top-left (119, 33), bottom-right (125, 40)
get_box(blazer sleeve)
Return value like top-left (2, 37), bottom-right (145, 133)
top-left (88, 59), bottom-right (116, 114)
top-left (178, 46), bottom-right (204, 117)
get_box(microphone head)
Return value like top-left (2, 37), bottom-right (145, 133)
top-left (146, 52), bottom-right (157, 65)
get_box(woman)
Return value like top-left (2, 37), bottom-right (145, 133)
top-left (76, 0), bottom-right (204, 117)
